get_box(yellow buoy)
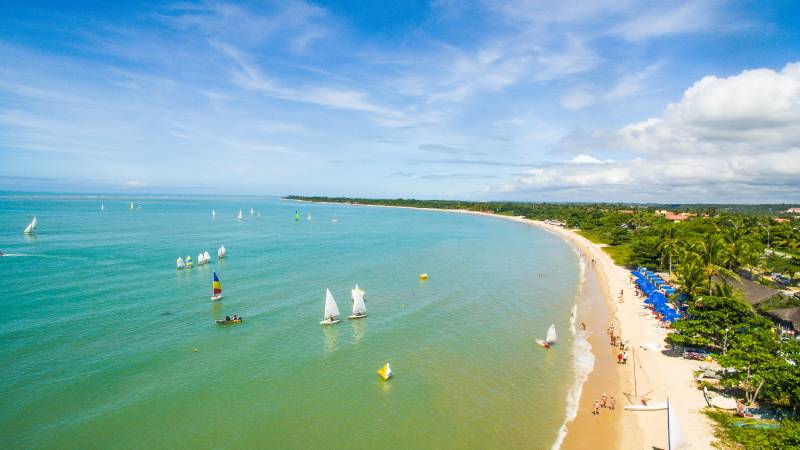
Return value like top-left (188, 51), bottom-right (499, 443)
top-left (419, 273), bottom-right (428, 280)
top-left (377, 362), bottom-right (393, 380)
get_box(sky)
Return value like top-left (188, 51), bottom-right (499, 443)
top-left (1, 0), bottom-right (799, 202)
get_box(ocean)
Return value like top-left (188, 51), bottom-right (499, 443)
top-left (0, 194), bottom-right (585, 448)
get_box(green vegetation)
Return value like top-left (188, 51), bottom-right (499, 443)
top-left (289, 195), bottom-right (800, 445)
top-left (705, 410), bottom-right (799, 450)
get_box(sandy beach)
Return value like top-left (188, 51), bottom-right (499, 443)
top-left (332, 202), bottom-right (717, 449)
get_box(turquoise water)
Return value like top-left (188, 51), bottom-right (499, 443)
top-left (0, 194), bottom-right (580, 448)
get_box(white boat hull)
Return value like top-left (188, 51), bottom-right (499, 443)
top-left (348, 314), bottom-right (367, 320)
top-left (211, 295), bottom-right (222, 301)
top-left (535, 339), bottom-right (552, 348)
top-left (320, 319), bottom-right (340, 325)
top-left (623, 403), bottom-right (667, 411)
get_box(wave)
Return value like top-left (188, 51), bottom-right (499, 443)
top-left (552, 257), bottom-right (594, 450)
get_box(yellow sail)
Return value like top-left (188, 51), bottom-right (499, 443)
top-left (377, 362), bottom-right (393, 380)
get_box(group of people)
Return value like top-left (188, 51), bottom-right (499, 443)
top-left (224, 314), bottom-right (240, 322)
top-left (592, 393), bottom-right (615, 415)
top-left (608, 323), bottom-right (628, 364)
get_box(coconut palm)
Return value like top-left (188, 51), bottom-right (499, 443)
top-left (657, 226), bottom-right (679, 280)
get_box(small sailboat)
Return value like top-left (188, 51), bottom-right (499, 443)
top-left (320, 288), bottom-right (341, 325)
top-left (667, 396), bottom-right (687, 450)
top-left (237, 209), bottom-right (243, 221)
top-left (23, 216), bottom-right (37, 234)
top-left (624, 348), bottom-right (668, 411)
top-left (101, 203), bottom-right (104, 211)
top-left (197, 252), bottom-right (205, 265)
top-left (212, 209), bottom-right (216, 218)
top-left (419, 273), bottom-right (429, 281)
top-left (294, 211), bottom-right (299, 222)
top-left (211, 272), bottom-right (222, 300)
top-left (130, 202), bottom-right (134, 210)
top-left (348, 284), bottom-right (367, 319)
top-left (176, 257), bottom-right (185, 270)
top-left (331, 213), bottom-right (340, 223)
top-left (536, 324), bottom-right (557, 348)
top-left (203, 251), bottom-right (211, 263)
top-left (250, 207), bottom-right (254, 215)
top-left (218, 245), bottom-right (227, 259)
top-left (307, 213), bottom-right (312, 221)
top-left (377, 362), bottom-right (393, 380)
top-left (185, 255), bottom-right (194, 268)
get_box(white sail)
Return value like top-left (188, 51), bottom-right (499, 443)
top-left (101, 203), bottom-right (104, 211)
top-left (667, 397), bottom-right (687, 450)
top-left (198, 253), bottom-right (205, 265)
top-left (130, 202), bottom-right (134, 209)
top-left (351, 286), bottom-right (367, 316)
top-left (218, 245), bottom-right (226, 258)
top-left (307, 213), bottom-right (312, 220)
top-left (237, 209), bottom-right (243, 220)
top-left (176, 257), bottom-right (185, 269)
top-left (250, 207), bottom-right (254, 215)
top-left (546, 324), bottom-right (557, 343)
top-left (212, 209), bottom-right (216, 217)
top-left (324, 288), bottom-right (340, 320)
top-left (203, 251), bottom-right (211, 262)
top-left (23, 216), bottom-right (37, 234)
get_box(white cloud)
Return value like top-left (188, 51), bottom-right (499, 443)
top-left (609, 0), bottom-right (723, 41)
top-left (497, 62), bottom-right (800, 201)
top-left (560, 88), bottom-right (596, 110)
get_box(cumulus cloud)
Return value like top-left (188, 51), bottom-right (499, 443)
top-left (497, 62), bottom-right (800, 201)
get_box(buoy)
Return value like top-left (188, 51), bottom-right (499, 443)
top-left (377, 362), bottom-right (393, 380)
top-left (419, 273), bottom-right (428, 280)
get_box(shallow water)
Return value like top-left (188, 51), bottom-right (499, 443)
top-left (0, 194), bottom-right (580, 448)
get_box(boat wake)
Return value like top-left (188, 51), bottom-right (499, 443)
top-left (552, 257), bottom-right (594, 450)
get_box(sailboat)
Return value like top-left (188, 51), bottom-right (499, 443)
top-left (176, 257), bottom-right (185, 270)
top-left (307, 213), bottom-right (312, 221)
top-left (130, 202), bottom-right (134, 210)
top-left (197, 252), bottom-right (206, 265)
top-left (624, 348), bottom-right (667, 410)
top-left (536, 324), bottom-right (557, 348)
top-left (237, 209), bottom-right (243, 221)
top-left (250, 207), bottom-right (255, 215)
top-left (348, 284), bottom-right (367, 319)
top-left (212, 209), bottom-right (216, 218)
top-left (185, 255), bottom-right (194, 268)
top-left (23, 216), bottom-right (37, 234)
top-left (218, 245), bottom-right (227, 259)
top-left (331, 214), bottom-right (340, 223)
top-left (203, 251), bottom-right (211, 263)
top-left (294, 211), bottom-right (299, 222)
top-left (320, 288), bottom-right (341, 325)
top-left (667, 396), bottom-right (687, 450)
top-left (377, 362), bottom-right (393, 380)
top-left (101, 203), bottom-right (104, 211)
top-left (211, 272), bottom-right (222, 300)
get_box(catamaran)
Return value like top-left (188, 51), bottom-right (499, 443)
top-left (536, 324), bottom-right (557, 348)
top-left (320, 288), bottom-right (341, 325)
top-left (348, 284), bottom-right (367, 319)
top-left (624, 348), bottom-right (667, 411)
top-left (377, 363), bottom-right (393, 380)
top-left (211, 272), bottom-right (222, 300)
top-left (185, 255), bottom-right (194, 268)
top-left (218, 245), bottom-right (227, 259)
top-left (23, 216), bottom-right (37, 234)
top-left (237, 209), bottom-right (243, 221)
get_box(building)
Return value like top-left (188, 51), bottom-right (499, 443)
top-left (786, 207), bottom-right (800, 214)
top-left (664, 213), bottom-right (689, 222)
top-left (774, 218), bottom-right (790, 223)
top-left (619, 210), bottom-right (635, 214)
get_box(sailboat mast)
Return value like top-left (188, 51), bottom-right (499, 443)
top-left (633, 348), bottom-right (638, 400)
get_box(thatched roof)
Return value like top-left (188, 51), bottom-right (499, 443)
top-left (764, 307), bottom-right (800, 330)
top-left (722, 275), bottom-right (780, 305)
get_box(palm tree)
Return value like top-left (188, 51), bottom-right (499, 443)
top-left (657, 226), bottom-right (678, 280)
top-left (696, 233), bottom-right (738, 293)
top-left (676, 256), bottom-right (704, 298)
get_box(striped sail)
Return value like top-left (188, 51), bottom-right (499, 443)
top-left (212, 272), bottom-right (222, 298)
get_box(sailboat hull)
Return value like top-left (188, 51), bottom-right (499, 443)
top-left (623, 403), bottom-right (667, 411)
top-left (320, 319), bottom-right (341, 325)
top-left (211, 295), bottom-right (222, 301)
top-left (347, 314), bottom-right (367, 320)
top-left (535, 339), bottom-right (552, 348)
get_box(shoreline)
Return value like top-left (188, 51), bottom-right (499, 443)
top-left (298, 200), bottom-right (715, 449)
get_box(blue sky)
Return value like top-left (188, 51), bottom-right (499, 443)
top-left (1, 0), bottom-right (799, 201)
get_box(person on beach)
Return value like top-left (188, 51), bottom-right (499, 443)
top-left (601, 393), bottom-right (607, 408)
top-left (593, 401), bottom-right (600, 415)
top-left (609, 396), bottom-right (615, 410)
top-left (622, 351), bottom-right (628, 364)
top-left (617, 352), bottom-right (623, 364)
top-left (581, 322), bottom-right (586, 330)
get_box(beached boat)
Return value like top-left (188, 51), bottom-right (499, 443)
top-left (237, 209), bottom-right (243, 221)
top-left (176, 257), bottom-right (185, 270)
top-left (211, 272), bottom-right (222, 300)
top-left (703, 386), bottom-right (737, 410)
top-left (185, 255), bottom-right (194, 268)
top-left (623, 348), bottom-right (667, 410)
top-left (320, 288), bottom-right (341, 325)
top-left (348, 284), bottom-right (367, 319)
top-left (536, 324), bottom-right (557, 348)
top-left (23, 216), bottom-right (37, 234)
top-left (377, 362), bottom-right (393, 380)
top-left (218, 245), bottom-right (226, 259)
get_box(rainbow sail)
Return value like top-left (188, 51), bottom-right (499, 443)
top-left (211, 272), bottom-right (222, 300)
